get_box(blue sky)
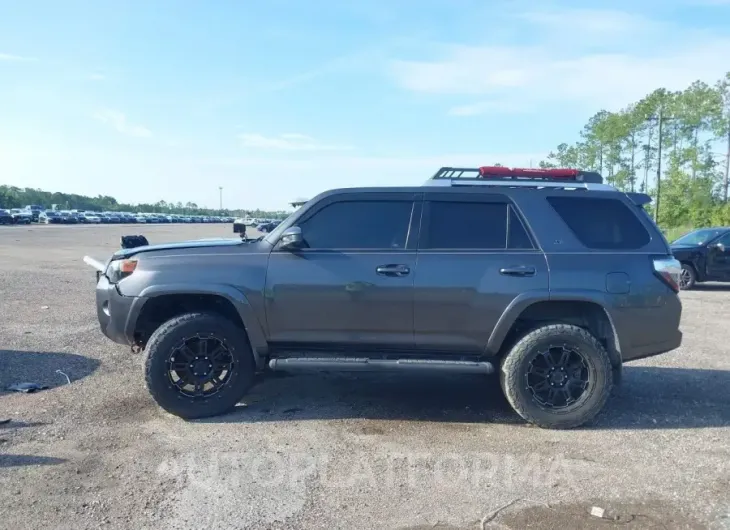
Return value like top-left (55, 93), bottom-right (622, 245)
top-left (2, 0), bottom-right (730, 210)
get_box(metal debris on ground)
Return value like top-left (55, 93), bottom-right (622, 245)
top-left (7, 383), bottom-right (49, 393)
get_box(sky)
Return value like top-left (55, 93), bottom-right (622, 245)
top-left (2, 0), bottom-right (730, 210)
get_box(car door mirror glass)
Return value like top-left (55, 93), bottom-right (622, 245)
top-left (279, 226), bottom-right (303, 250)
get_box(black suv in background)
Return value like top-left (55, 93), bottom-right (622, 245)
top-left (670, 227), bottom-right (730, 289)
top-left (87, 166), bottom-right (683, 429)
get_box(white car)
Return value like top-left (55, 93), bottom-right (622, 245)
top-left (82, 213), bottom-right (101, 223)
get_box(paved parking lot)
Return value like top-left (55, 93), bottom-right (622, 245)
top-left (1, 224), bottom-right (729, 529)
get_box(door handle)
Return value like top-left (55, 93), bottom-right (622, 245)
top-left (499, 266), bottom-right (536, 277)
top-left (376, 264), bottom-right (411, 277)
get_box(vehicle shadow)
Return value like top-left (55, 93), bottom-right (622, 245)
top-left (0, 454), bottom-right (66, 468)
top-left (198, 366), bottom-right (730, 430)
top-left (0, 350), bottom-right (101, 394)
top-left (692, 283), bottom-right (730, 292)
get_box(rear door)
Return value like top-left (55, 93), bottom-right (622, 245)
top-left (413, 193), bottom-right (549, 353)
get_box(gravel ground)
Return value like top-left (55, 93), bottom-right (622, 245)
top-left (0, 224), bottom-right (729, 530)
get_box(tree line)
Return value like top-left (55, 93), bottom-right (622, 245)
top-left (538, 72), bottom-right (730, 232)
top-left (0, 185), bottom-right (291, 220)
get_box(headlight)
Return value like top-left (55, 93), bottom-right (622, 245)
top-left (106, 258), bottom-right (138, 283)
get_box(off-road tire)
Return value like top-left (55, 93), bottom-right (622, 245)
top-left (500, 323), bottom-right (613, 429)
top-left (144, 312), bottom-right (255, 419)
top-left (679, 263), bottom-right (697, 290)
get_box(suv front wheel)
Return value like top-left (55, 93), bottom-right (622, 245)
top-left (144, 312), bottom-right (255, 419)
top-left (500, 323), bottom-right (613, 429)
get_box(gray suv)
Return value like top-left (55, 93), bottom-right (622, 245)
top-left (86, 166), bottom-right (683, 429)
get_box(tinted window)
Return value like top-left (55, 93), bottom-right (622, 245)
top-left (423, 201), bottom-right (511, 249)
top-left (715, 232), bottom-right (730, 246)
top-left (508, 207), bottom-right (534, 249)
top-left (299, 200), bottom-right (413, 249)
top-left (547, 196), bottom-right (650, 250)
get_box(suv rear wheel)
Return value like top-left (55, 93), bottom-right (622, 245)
top-left (144, 312), bottom-right (255, 419)
top-left (500, 323), bottom-right (613, 429)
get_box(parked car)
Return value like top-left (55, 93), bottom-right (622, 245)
top-left (0, 209), bottom-right (14, 225)
top-left (59, 211), bottom-right (79, 224)
top-left (10, 209), bottom-right (32, 224)
top-left (85, 165), bottom-right (683, 429)
top-left (39, 210), bottom-right (64, 224)
top-left (80, 212), bottom-right (102, 223)
top-left (23, 205), bottom-right (44, 222)
top-left (135, 215), bottom-right (147, 223)
top-left (670, 227), bottom-right (730, 289)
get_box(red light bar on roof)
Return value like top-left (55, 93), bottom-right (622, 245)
top-left (478, 166), bottom-right (580, 179)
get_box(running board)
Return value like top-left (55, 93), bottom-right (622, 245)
top-left (268, 357), bottom-right (494, 374)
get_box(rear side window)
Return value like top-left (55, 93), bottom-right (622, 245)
top-left (547, 196), bottom-right (650, 250)
top-left (421, 200), bottom-right (533, 250)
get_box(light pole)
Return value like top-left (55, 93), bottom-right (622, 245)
top-left (219, 187), bottom-right (223, 211)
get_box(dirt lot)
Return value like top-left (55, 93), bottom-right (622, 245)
top-left (1, 224), bottom-right (729, 529)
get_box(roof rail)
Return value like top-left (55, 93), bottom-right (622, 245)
top-left (424, 166), bottom-right (616, 191)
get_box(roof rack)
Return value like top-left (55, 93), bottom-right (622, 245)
top-left (424, 166), bottom-right (614, 191)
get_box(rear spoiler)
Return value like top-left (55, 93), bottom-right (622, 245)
top-left (625, 192), bottom-right (652, 206)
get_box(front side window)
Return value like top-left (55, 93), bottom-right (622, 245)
top-left (298, 200), bottom-right (413, 250)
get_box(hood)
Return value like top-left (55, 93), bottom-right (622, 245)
top-left (113, 237), bottom-right (244, 259)
top-left (670, 243), bottom-right (702, 251)
top-left (670, 244), bottom-right (702, 256)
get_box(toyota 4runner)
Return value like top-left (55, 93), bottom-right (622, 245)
top-left (85, 166), bottom-right (683, 429)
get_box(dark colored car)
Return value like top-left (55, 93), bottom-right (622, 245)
top-left (0, 209), bottom-right (14, 225)
top-left (59, 211), bottom-right (79, 224)
top-left (85, 166), bottom-right (683, 429)
top-left (670, 227), bottom-right (730, 289)
top-left (10, 209), bottom-right (32, 224)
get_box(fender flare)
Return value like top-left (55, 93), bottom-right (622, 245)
top-left (485, 290), bottom-right (622, 367)
top-left (137, 283), bottom-right (268, 368)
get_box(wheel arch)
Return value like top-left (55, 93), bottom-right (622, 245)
top-left (487, 292), bottom-right (622, 376)
top-left (133, 284), bottom-right (267, 368)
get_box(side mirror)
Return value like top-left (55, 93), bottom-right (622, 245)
top-left (279, 226), bottom-right (303, 250)
top-left (714, 242), bottom-right (726, 252)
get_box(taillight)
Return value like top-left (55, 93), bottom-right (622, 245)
top-left (652, 256), bottom-right (681, 293)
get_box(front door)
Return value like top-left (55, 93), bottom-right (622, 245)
top-left (265, 193), bottom-right (420, 349)
top-left (706, 232), bottom-right (730, 280)
top-left (413, 194), bottom-right (549, 352)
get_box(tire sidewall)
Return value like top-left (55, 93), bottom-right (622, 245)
top-left (502, 326), bottom-right (612, 428)
top-left (145, 314), bottom-right (254, 418)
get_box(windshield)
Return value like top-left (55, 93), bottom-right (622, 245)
top-left (672, 228), bottom-right (725, 246)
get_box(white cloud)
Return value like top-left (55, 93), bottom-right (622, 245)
top-left (0, 52), bottom-right (37, 62)
top-left (448, 100), bottom-right (529, 116)
top-left (517, 8), bottom-right (658, 35)
top-left (88, 73), bottom-right (107, 81)
top-left (238, 133), bottom-right (352, 151)
top-left (391, 27), bottom-right (730, 115)
top-left (93, 109), bottom-right (152, 138)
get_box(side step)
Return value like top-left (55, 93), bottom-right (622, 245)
top-left (268, 357), bottom-right (494, 374)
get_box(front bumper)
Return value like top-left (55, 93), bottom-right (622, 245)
top-left (95, 274), bottom-right (146, 346)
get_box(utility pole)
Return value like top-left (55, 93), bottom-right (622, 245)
top-left (722, 127), bottom-right (730, 202)
top-left (655, 108), bottom-right (664, 224)
top-left (219, 187), bottom-right (223, 211)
